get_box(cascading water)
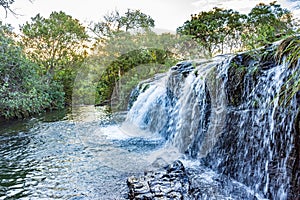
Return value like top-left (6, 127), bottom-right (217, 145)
top-left (126, 42), bottom-right (299, 199)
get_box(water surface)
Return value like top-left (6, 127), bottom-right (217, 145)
top-left (0, 106), bottom-right (166, 200)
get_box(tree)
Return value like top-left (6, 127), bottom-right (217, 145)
top-left (91, 9), bottom-right (155, 39)
top-left (0, 22), bottom-right (64, 119)
top-left (84, 9), bottom-right (203, 107)
top-left (89, 10), bottom-right (156, 105)
top-left (21, 11), bottom-right (89, 77)
top-left (90, 9), bottom-right (156, 71)
top-left (20, 11), bottom-right (89, 104)
top-left (73, 10), bottom-right (188, 107)
top-left (120, 9), bottom-right (155, 32)
top-left (242, 1), bottom-right (295, 48)
top-left (177, 8), bottom-right (246, 57)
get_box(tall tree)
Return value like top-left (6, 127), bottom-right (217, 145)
top-left (20, 11), bottom-right (89, 104)
top-left (81, 10), bottom-right (186, 107)
top-left (120, 9), bottom-right (155, 32)
top-left (177, 8), bottom-right (246, 57)
top-left (91, 9), bottom-right (155, 39)
top-left (243, 1), bottom-right (294, 48)
top-left (21, 11), bottom-right (89, 77)
top-left (0, 22), bottom-right (64, 119)
top-left (89, 9), bottom-right (156, 104)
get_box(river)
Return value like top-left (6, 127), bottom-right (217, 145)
top-left (0, 106), bottom-right (172, 200)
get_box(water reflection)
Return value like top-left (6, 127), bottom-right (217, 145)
top-left (67, 105), bottom-right (112, 122)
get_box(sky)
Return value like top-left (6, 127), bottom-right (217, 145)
top-left (1, 0), bottom-right (300, 33)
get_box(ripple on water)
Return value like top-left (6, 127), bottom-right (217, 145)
top-left (0, 114), bottom-right (165, 199)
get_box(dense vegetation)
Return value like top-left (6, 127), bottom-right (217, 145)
top-left (0, 23), bottom-right (64, 119)
top-left (177, 1), bottom-right (296, 56)
top-left (0, 1), bottom-right (299, 119)
top-left (20, 11), bottom-right (89, 105)
top-left (88, 10), bottom-right (178, 108)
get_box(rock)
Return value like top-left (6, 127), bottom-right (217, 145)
top-left (127, 160), bottom-right (188, 200)
top-left (171, 61), bottom-right (194, 76)
top-left (127, 160), bottom-right (261, 200)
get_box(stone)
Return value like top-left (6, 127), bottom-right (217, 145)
top-left (127, 160), bottom-right (188, 200)
top-left (128, 160), bottom-right (264, 199)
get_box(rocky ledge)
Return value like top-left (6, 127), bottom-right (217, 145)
top-left (127, 160), bottom-right (261, 200)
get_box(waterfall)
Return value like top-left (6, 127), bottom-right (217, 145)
top-left (125, 43), bottom-right (299, 199)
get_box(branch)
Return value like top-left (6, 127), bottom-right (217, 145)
top-left (1, 0), bottom-right (33, 18)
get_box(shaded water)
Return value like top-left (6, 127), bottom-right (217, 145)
top-left (0, 106), bottom-right (167, 200)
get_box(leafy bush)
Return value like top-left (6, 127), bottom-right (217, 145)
top-left (0, 23), bottom-right (64, 119)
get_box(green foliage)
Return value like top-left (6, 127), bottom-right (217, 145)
top-left (95, 47), bottom-right (175, 107)
top-left (177, 2), bottom-right (296, 56)
top-left (177, 7), bottom-right (246, 57)
top-left (0, 22), bottom-right (64, 119)
top-left (85, 11), bottom-right (196, 108)
top-left (0, 80), bottom-right (64, 119)
top-left (275, 36), bottom-right (300, 105)
top-left (20, 11), bottom-right (89, 104)
top-left (91, 9), bottom-right (155, 38)
top-left (276, 36), bottom-right (300, 68)
top-left (243, 1), bottom-right (295, 49)
top-left (120, 9), bottom-right (155, 32)
top-left (72, 29), bottom-right (182, 107)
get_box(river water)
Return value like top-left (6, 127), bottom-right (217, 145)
top-left (0, 106), bottom-right (173, 200)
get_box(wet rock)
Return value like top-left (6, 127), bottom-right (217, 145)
top-left (127, 160), bottom-right (260, 200)
top-left (171, 61), bottom-right (194, 76)
top-left (150, 157), bottom-right (168, 169)
top-left (127, 160), bottom-right (188, 200)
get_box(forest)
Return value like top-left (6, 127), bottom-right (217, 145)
top-left (0, 1), bottom-right (299, 119)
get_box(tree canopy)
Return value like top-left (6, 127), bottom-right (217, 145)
top-left (177, 2), bottom-right (297, 57)
top-left (21, 11), bottom-right (89, 77)
top-left (0, 22), bottom-right (64, 119)
top-left (78, 10), bottom-right (179, 107)
top-left (20, 11), bottom-right (90, 104)
top-left (177, 7), bottom-right (246, 57)
top-left (243, 1), bottom-right (294, 48)
top-left (91, 9), bottom-right (155, 39)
